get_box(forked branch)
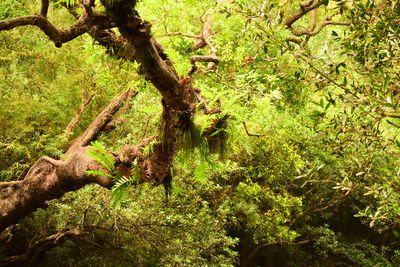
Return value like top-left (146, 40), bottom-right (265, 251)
top-left (284, 0), bottom-right (349, 39)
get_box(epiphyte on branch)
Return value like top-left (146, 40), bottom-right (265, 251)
top-left (100, 0), bottom-right (137, 16)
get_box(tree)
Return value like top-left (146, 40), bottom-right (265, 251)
top-left (1, 0), bottom-right (400, 265)
top-left (0, 0), bottom-right (224, 232)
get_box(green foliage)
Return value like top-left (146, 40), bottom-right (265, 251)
top-left (2, 0), bottom-right (400, 265)
top-left (55, 0), bottom-right (77, 6)
top-left (176, 118), bottom-right (203, 152)
top-left (86, 141), bottom-right (117, 177)
top-left (0, 0), bottom-right (27, 19)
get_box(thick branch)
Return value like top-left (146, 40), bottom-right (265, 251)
top-left (0, 150), bottom-right (113, 233)
top-left (0, 3), bottom-right (219, 231)
top-left (66, 89), bottom-right (134, 155)
top-left (0, 131), bottom-right (159, 233)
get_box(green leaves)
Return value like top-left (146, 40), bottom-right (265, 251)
top-left (55, 0), bottom-right (77, 6)
top-left (85, 141), bottom-right (138, 208)
top-left (86, 141), bottom-right (116, 174)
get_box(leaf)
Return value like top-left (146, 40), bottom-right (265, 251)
top-left (194, 162), bottom-right (208, 183)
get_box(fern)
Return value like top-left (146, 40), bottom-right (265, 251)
top-left (85, 141), bottom-right (139, 208)
top-left (111, 175), bottom-right (133, 208)
top-left (86, 141), bottom-right (116, 174)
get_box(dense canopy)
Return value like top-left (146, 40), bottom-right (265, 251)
top-left (0, 0), bottom-right (399, 266)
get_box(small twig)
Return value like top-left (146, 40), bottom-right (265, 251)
top-left (159, 32), bottom-right (201, 39)
top-left (243, 122), bottom-right (266, 137)
top-left (379, 112), bottom-right (400, 119)
top-left (386, 119), bottom-right (400, 128)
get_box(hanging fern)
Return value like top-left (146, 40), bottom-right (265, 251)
top-left (55, 0), bottom-right (77, 7)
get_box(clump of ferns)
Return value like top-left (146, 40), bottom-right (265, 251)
top-left (160, 110), bottom-right (229, 158)
top-left (177, 116), bottom-right (208, 156)
top-left (202, 114), bottom-right (229, 157)
top-left (85, 141), bottom-right (139, 208)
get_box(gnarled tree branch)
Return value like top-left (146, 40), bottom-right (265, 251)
top-left (0, 12), bottom-right (114, 47)
top-left (0, 1), bottom-right (224, 233)
top-left (283, 0), bottom-right (323, 28)
top-left (283, 1), bottom-right (350, 41)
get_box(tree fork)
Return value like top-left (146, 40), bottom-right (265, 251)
top-left (0, 1), bottom-right (210, 232)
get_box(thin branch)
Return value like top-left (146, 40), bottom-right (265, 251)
top-left (159, 32), bottom-right (201, 39)
top-left (66, 89), bottom-right (134, 155)
top-left (387, 119), bottom-right (400, 128)
top-left (189, 55), bottom-right (219, 64)
top-left (287, 36), bottom-right (304, 45)
top-left (0, 12), bottom-right (114, 47)
top-left (246, 239), bottom-right (310, 263)
top-left (379, 112), bottom-right (400, 119)
top-left (284, 0), bottom-right (322, 27)
top-left (300, 0), bottom-right (315, 8)
top-left (283, 1), bottom-right (350, 38)
top-left (187, 16), bottom-right (219, 74)
top-left (253, 22), bottom-right (359, 99)
top-left (39, 0), bottom-right (49, 17)
top-left (243, 122), bottom-right (266, 137)
top-left (103, 89), bottom-right (138, 131)
top-left (290, 16), bottom-right (350, 36)
top-left (64, 92), bottom-right (95, 140)
top-left (192, 15), bottom-right (212, 51)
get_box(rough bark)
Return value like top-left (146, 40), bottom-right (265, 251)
top-left (0, 149), bottom-right (112, 233)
